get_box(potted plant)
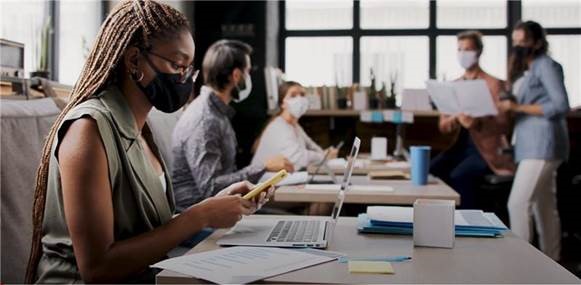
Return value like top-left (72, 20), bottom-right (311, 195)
top-left (30, 16), bottom-right (52, 79)
top-left (368, 69), bottom-right (380, 109)
top-left (385, 71), bottom-right (397, 109)
top-left (336, 86), bottom-right (348, 109)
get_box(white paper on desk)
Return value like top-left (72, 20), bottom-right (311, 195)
top-left (152, 246), bottom-right (334, 284)
top-left (305, 184), bottom-right (394, 192)
top-left (385, 161), bottom-right (411, 169)
top-left (368, 206), bottom-right (414, 223)
top-left (367, 206), bottom-right (508, 229)
top-left (260, 171), bottom-right (308, 186)
top-left (327, 158), bottom-right (366, 169)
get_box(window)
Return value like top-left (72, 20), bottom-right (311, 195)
top-left (436, 0), bottom-right (507, 28)
top-left (285, 37), bottom-right (352, 86)
top-left (360, 0), bottom-right (429, 29)
top-left (0, 1), bottom-right (48, 75)
top-left (58, 0), bottom-right (102, 85)
top-left (285, 0), bottom-right (353, 30)
top-left (522, 0), bottom-right (581, 28)
top-left (547, 35), bottom-right (581, 108)
top-left (437, 36), bottom-right (507, 80)
top-left (360, 36), bottom-right (429, 89)
top-left (281, 0), bottom-right (581, 107)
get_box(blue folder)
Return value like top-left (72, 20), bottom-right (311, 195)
top-left (357, 214), bottom-right (507, 238)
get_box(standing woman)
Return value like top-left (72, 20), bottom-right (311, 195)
top-left (26, 1), bottom-right (267, 283)
top-left (499, 20), bottom-right (570, 260)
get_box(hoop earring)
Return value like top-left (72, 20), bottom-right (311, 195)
top-left (130, 69), bottom-right (144, 82)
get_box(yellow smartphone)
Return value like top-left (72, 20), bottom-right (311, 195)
top-left (242, 169), bottom-right (288, 200)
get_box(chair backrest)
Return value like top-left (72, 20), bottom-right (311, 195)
top-left (0, 98), bottom-right (60, 283)
top-left (146, 108), bottom-right (183, 173)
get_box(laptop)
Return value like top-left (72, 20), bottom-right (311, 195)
top-left (307, 142), bottom-right (342, 184)
top-left (217, 137), bottom-right (361, 249)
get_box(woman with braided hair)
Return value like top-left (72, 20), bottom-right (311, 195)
top-left (26, 1), bottom-right (270, 283)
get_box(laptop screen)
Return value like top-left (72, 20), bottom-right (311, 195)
top-left (330, 137), bottom-right (361, 221)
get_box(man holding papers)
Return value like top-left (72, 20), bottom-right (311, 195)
top-left (429, 31), bottom-right (515, 209)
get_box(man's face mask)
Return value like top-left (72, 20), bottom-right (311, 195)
top-left (133, 52), bottom-right (194, 113)
top-left (232, 71), bottom-right (252, 103)
top-left (457, 50), bottom-right (479, 70)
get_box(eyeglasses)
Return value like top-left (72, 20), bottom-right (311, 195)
top-left (145, 50), bottom-right (199, 84)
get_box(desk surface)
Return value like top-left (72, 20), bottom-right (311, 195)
top-left (307, 160), bottom-right (410, 175)
top-left (157, 215), bottom-right (579, 284)
top-left (274, 175), bottom-right (461, 205)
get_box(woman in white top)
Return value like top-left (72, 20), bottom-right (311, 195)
top-left (252, 81), bottom-right (338, 170)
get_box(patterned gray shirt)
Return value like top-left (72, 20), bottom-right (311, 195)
top-left (171, 86), bottom-right (265, 212)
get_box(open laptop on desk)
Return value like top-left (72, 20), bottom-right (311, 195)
top-left (307, 140), bottom-right (344, 184)
top-left (217, 137), bottom-right (361, 249)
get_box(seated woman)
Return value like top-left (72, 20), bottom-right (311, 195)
top-left (26, 1), bottom-right (269, 283)
top-left (430, 30), bottom-right (515, 209)
top-left (252, 81), bottom-right (338, 170)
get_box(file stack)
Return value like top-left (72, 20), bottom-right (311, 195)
top-left (357, 206), bottom-right (508, 238)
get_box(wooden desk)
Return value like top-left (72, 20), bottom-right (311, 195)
top-left (274, 175), bottom-right (460, 205)
top-left (157, 215), bottom-right (580, 284)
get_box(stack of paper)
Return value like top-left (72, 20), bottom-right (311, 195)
top-left (357, 206), bottom-right (507, 238)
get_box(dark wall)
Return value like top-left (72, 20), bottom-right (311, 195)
top-left (192, 1), bottom-right (268, 168)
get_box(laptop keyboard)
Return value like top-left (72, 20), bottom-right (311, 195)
top-left (266, 220), bottom-right (321, 243)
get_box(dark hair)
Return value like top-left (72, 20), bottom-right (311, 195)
top-left (202, 39), bottom-right (253, 91)
top-left (508, 20), bottom-right (549, 83)
top-left (457, 30), bottom-right (484, 56)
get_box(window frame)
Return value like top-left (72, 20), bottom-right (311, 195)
top-left (279, 0), bottom-right (581, 84)
top-left (38, 0), bottom-right (109, 82)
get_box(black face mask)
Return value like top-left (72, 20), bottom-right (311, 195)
top-left (135, 58), bottom-right (193, 113)
top-left (512, 46), bottom-right (533, 60)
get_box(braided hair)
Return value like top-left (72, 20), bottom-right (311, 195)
top-left (25, 1), bottom-right (189, 282)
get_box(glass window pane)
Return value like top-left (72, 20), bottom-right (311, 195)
top-left (437, 0), bottom-right (507, 28)
top-left (436, 35), bottom-right (507, 81)
top-left (360, 0), bottom-right (429, 29)
top-left (59, 0), bottom-right (102, 85)
top-left (285, 37), bottom-right (353, 87)
top-left (522, 0), bottom-right (581, 28)
top-left (547, 35), bottom-right (581, 108)
top-left (360, 36), bottom-right (429, 91)
top-left (285, 0), bottom-right (353, 30)
top-left (0, 1), bottom-right (47, 75)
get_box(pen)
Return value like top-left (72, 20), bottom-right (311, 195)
top-left (337, 256), bottom-right (412, 263)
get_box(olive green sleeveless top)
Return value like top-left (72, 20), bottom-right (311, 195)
top-left (36, 86), bottom-right (175, 283)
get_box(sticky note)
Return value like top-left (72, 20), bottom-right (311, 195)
top-left (348, 260), bottom-right (394, 274)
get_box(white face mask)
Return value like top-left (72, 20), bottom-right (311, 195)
top-left (232, 73), bottom-right (252, 103)
top-left (285, 96), bottom-right (309, 119)
top-left (457, 50), bottom-right (479, 69)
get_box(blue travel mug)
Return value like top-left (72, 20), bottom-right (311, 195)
top-left (411, 146), bottom-right (431, 186)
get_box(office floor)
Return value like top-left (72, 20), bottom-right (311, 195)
top-left (561, 232), bottom-right (581, 278)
